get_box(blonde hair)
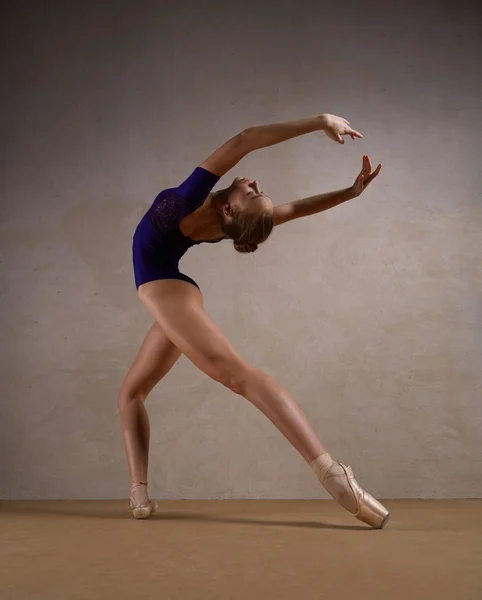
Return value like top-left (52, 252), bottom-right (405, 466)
top-left (225, 209), bottom-right (274, 253)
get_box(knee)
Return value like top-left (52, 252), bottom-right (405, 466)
top-left (212, 362), bottom-right (255, 396)
top-left (117, 390), bottom-right (147, 410)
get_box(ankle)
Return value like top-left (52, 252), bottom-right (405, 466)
top-left (131, 480), bottom-right (148, 490)
top-left (310, 453), bottom-right (334, 483)
top-left (130, 481), bottom-right (149, 506)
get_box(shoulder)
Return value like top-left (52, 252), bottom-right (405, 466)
top-left (176, 167), bottom-right (221, 203)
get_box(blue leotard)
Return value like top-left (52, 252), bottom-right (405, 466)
top-left (132, 167), bottom-right (224, 291)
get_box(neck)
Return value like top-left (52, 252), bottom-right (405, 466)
top-left (180, 189), bottom-right (228, 240)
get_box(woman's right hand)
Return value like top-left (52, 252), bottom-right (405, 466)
top-left (321, 114), bottom-right (363, 144)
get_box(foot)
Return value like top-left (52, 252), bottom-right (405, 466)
top-left (310, 453), bottom-right (389, 528)
top-left (322, 461), bottom-right (359, 514)
top-left (129, 481), bottom-right (157, 519)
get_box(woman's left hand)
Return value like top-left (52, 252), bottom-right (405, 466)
top-left (351, 155), bottom-right (382, 197)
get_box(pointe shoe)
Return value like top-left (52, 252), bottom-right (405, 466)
top-left (129, 481), bottom-right (158, 519)
top-left (129, 494), bottom-right (158, 519)
top-left (335, 463), bottom-right (390, 529)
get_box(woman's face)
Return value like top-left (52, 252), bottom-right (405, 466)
top-left (226, 177), bottom-right (273, 217)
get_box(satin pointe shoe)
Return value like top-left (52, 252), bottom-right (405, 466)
top-left (334, 462), bottom-right (390, 529)
top-left (129, 495), bottom-right (158, 519)
top-left (129, 482), bottom-right (158, 519)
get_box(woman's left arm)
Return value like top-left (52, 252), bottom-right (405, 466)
top-left (199, 114), bottom-right (363, 177)
top-left (273, 155), bottom-right (382, 226)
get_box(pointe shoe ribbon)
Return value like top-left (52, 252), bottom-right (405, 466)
top-left (335, 463), bottom-right (390, 529)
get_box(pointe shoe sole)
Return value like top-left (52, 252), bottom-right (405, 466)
top-left (129, 499), bottom-right (158, 519)
top-left (338, 463), bottom-right (390, 529)
top-left (379, 512), bottom-right (390, 529)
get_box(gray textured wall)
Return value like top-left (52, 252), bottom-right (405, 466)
top-left (1, 0), bottom-right (481, 500)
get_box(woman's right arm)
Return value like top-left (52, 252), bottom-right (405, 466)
top-left (200, 114), bottom-right (363, 176)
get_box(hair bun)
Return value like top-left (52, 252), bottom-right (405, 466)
top-left (234, 241), bottom-right (258, 253)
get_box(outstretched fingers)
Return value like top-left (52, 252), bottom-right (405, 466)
top-left (347, 127), bottom-right (363, 139)
top-left (365, 162), bottom-right (382, 185)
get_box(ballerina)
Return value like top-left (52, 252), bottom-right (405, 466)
top-left (118, 112), bottom-right (387, 527)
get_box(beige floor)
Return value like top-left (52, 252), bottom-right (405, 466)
top-left (0, 499), bottom-right (480, 600)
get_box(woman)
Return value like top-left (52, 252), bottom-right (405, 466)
top-left (118, 112), bottom-right (388, 528)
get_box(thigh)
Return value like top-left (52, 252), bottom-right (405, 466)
top-left (138, 279), bottom-right (252, 391)
top-left (119, 321), bottom-right (182, 402)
